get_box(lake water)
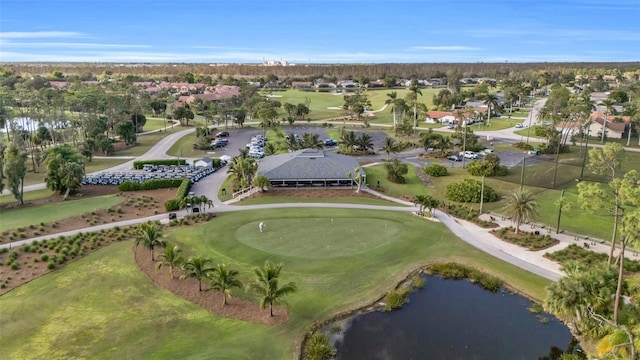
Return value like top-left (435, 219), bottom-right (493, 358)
top-left (333, 276), bottom-right (579, 360)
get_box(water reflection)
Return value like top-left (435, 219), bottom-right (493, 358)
top-left (333, 276), bottom-right (579, 360)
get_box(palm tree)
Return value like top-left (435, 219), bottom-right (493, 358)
top-left (198, 195), bottom-right (214, 213)
top-left (482, 93), bottom-right (500, 126)
top-left (181, 256), bottom-right (214, 292)
top-left (413, 194), bottom-right (429, 215)
top-left (355, 132), bottom-right (374, 152)
top-left (623, 103), bottom-right (638, 146)
top-left (380, 136), bottom-right (399, 160)
top-left (385, 91), bottom-right (399, 130)
top-left (475, 159), bottom-right (497, 214)
top-left (156, 244), bottom-right (184, 279)
top-left (135, 222), bottom-right (164, 261)
top-left (408, 83), bottom-right (422, 132)
top-left (503, 190), bottom-right (539, 234)
top-left (227, 156), bottom-right (258, 189)
top-left (252, 174), bottom-right (270, 192)
top-left (347, 168), bottom-right (364, 192)
top-left (600, 99), bottom-right (616, 143)
top-left (301, 133), bottom-right (322, 149)
top-left (340, 130), bottom-right (357, 152)
top-left (248, 261), bottom-right (297, 317)
top-left (208, 263), bottom-right (243, 306)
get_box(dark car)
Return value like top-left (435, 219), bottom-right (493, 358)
top-left (324, 138), bottom-right (337, 146)
top-left (447, 155), bottom-right (462, 162)
top-left (168, 212), bottom-right (177, 219)
top-left (216, 131), bottom-right (230, 138)
top-left (192, 207), bottom-right (200, 214)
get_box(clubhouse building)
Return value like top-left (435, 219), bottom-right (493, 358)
top-left (256, 149), bottom-right (364, 188)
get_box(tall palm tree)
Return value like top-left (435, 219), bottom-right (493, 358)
top-left (482, 93), bottom-right (500, 126)
top-left (208, 263), bottom-right (243, 306)
top-left (413, 194), bottom-right (429, 215)
top-left (385, 91), bottom-right (399, 130)
top-left (600, 99), bottom-right (616, 143)
top-left (408, 83), bottom-right (422, 132)
top-left (181, 256), bottom-right (214, 292)
top-left (156, 244), bottom-right (184, 279)
top-left (623, 103), bottom-right (638, 146)
top-left (503, 190), bottom-right (539, 234)
top-left (476, 159), bottom-right (497, 214)
top-left (198, 195), bottom-right (214, 213)
top-left (248, 261), bottom-right (297, 317)
top-left (380, 136), bottom-right (399, 160)
top-left (135, 223), bottom-right (164, 261)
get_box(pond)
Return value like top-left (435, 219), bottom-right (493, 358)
top-left (332, 276), bottom-right (579, 360)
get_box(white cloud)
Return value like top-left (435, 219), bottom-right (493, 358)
top-left (0, 31), bottom-right (84, 39)
top-left (1, 42), bottom-right (150, 49)
top-left (411, 46), bottom-right (481, 51)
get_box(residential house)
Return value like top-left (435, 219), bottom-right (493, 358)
top-left (291, 81), bottom-right (312, 89)
top-left (366, 80), bottom-right (385, 88)
top-left (426, 111), bottom-right (456, 124)
top-left (588, 117), bottom-right (626, 139)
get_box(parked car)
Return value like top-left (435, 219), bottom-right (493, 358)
top-left (324, 138), bottom-right (337, 146)
top-left (460, 151), bottom-right (479, 159)
top-left (542, 121), bottom-right (552, 126)
top-left (447, 155), bottom-right (462, 162)
top-left (168, 212), bottom-right (177, 220)
top-left (446, 124), bottom-right (456, 129)
top-left (515, 123), bottom-right (524, 128)
top-left (212, 139), bottom-right (227, 147)
top-left (216, 131), bottom-right (230, 137)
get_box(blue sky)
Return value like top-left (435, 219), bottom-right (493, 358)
top-left (1, 0), bottom-right (639, 63)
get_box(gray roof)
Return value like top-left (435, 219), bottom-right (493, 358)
top-left (257, 149), bottom-right (360, 180)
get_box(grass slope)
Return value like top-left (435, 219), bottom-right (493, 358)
top-left (0, 208), bottom-right (550, 359)
top-left (0, 195), bottom-right (124, 232)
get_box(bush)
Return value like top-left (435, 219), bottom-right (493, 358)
top-left (424, 164), bottom-right (448, 177)
top-left (132, 159), bottom-right (186, 169)
top-left (119, 178), bottom-right (184, 191)
top-left (428, 263), bottom-right (502, 292)
top-left (445, 179), bottom-right (498, 203)
top-left (164, 199), bottom-right (180, 211)
top-left (384, 289), bottom-right (409, 311)
top-left (304, 333), bottom-right (337, 360)
top-left (514, 142), bottom-right (534, 151)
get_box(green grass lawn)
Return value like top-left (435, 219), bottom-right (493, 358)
top-left (0, 208), bottom-right (551, 359)
top-left (116, 131), bottom-right (174, 157)
top-left (164, 131), bottom-right (222, 159)
top-left (0, 195), bottom-right (124, 232)
top-left (236, 195), bottom-right (404, 207)
top-left (470, 117), bottom-right (523, 131)
top-left (364, 163), bottom-right (431, 199)
top-left (0, 188), bottom-right (54, 205)
top-left (142, 117), bottom-right (180, 132)
top-left (514, 126), bottom-right (545, 139)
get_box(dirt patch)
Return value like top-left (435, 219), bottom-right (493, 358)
top-left (133, 245), bottom-right (288, 325)
top-left (0, 186), bottom-right (176, 244)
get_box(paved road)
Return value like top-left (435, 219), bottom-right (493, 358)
top-left (6, 99), bottom-right (639, 282)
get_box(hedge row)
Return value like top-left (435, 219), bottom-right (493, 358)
top-left (133, 159), bottom-right (186, 169)
top-left (445, 179), bottom-right (498, 203)
top-left (164, 178), bottom-right (192, 211)
top-left (118, 179), bottom-right (184, 191)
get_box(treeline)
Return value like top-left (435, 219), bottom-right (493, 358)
top-left (4, 62), bottom-right (639, 82)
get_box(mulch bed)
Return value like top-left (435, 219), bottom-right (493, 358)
top-left (133, 245), bottom-right (289, 325)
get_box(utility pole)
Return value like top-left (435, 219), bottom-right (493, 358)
top-left (519, 156), bottom-right (526, 191)
top-left (580, 125), bottom-right (591, 179)
top-left (556, 189), bottom-right (565, 234)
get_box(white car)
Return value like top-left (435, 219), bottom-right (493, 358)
top-left (515, 123), bottom-right (524, 129)
top-left (460, 151), bottom-right (479, 159)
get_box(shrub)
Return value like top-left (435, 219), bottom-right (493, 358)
top-left (429, 263), bottom-right (502, 292)
top-left (118, 178), bottom-right (184, 192)
top-left (304, 333), bottom-right (337, 360)
top-left (164, 199), bottom-right (180, 211)
top-left (384, 289), bottom-right (409, 311)
top-left (424, 164), bottom-right (448, 177)
top-left (10, 263), bottom-right (19, 270)
top-left (514, 142), bottom-right (534, 151)
top-left (41, 254), bottom-right (49, 261)
top-left (445, 179), bottom-right (497, 203)
top-left (132, 159), bottom-right (186, 169)
top-left (47, 262), bottom-right (56, 270)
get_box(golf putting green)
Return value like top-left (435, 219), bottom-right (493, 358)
top-left (235, 217), bottom-right (405, 258)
